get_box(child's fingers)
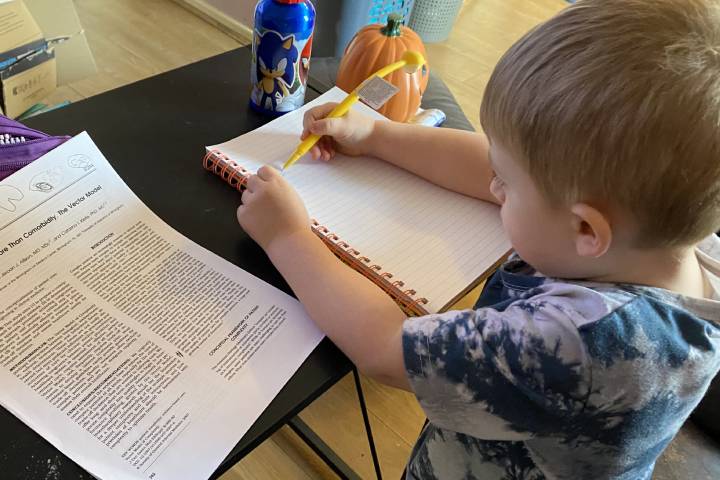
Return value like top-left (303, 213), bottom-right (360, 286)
top-left (239, 189), bottom-right (254, 207)
top-left (245, 174), bottom-right (261, 193)
top-left (302, 103), bottom-right (339, 132)
top-left (257, 165), bottom-right (279, 180)
top-left (310, 117), bottom-right (346, 138)
top-left (308, 137), bottom-right (337, 162)
top-left (310, 102), bottom-right (339, 120)
top-left (318, 137), bottom-right (334, 161)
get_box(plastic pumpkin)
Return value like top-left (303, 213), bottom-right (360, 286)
top-left (336, 13), bottom-right (429, 122)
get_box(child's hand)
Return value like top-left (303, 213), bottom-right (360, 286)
top-left (236, 166), bottom-right (310, 251)
top-left (301, 102), bottom-right (376, 161)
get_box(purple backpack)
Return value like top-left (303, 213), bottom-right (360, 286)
top-left (0, 115), bottom-right (70, 181)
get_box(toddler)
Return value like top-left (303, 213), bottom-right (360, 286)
top-left (236, 1), bottom-right (720, 478)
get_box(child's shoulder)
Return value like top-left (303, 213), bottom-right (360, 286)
top-left (481, 245), bottom-right (720, 334)
top-left (405, 243), bottom-right (720, 395)
top-left (403, 247), bottom-right (720, 450)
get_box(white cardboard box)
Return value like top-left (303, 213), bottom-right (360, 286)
top-left (0, 0), bottom-right (96, 117)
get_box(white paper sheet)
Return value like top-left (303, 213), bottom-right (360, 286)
top-left (0, 132), bottom-right (323, 480)
top-left (210, 87), bottom-right (511, 313)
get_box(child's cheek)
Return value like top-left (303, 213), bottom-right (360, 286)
top-left (499, 197), bottom-right (524, 248)
top-left (498, 200), bottom-right (514, 236)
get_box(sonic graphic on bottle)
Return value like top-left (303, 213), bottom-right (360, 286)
top-left (254, 31), bottom-right (299, 112)
top-left (250, 0), bottom-right (315, 115)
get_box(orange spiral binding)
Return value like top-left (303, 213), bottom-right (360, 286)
top-left (310, 219), bottom-right (430, 317)
top-left (203, 149), bottom-right (250, 191)
top-left (202, 151), bottom-right (430, 317)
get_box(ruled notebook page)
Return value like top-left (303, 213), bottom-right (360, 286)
top-left (209, 87), bottom-right (510, 313)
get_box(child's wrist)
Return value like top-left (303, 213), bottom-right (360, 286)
top-left (363, 119), bottom-right (385, 158)
top-left (266, 228), bottom-right (317, 263)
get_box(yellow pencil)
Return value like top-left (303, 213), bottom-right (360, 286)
top-left (282, 50), bottom-right (426, 171)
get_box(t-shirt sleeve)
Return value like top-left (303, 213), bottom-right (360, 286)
top-left (403, 296), bottom-right (592, 440)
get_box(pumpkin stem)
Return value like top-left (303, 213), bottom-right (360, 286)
top-left (381, 13), bottom-right (403, 37)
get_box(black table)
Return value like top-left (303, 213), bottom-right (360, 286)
top-left (0, 46), bottom-right (361, 479)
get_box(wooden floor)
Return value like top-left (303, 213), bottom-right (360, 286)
top-left (54, 0), bottom-right (565, 478)
top-left (44, 0), bottom-right (240, 105)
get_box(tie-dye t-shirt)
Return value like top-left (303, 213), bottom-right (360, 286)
top-left (402, 236), bottom-right (720, 480)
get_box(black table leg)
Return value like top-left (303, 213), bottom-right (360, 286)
top-left (287, 416), bottom-right (362, 480)
top-left (353, 367), bottom-right (383, 480)
top-left (287, 368), bottom-right (383, 480)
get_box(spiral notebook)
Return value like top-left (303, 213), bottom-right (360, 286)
top-left (204, 87), bottom-right (511, 316)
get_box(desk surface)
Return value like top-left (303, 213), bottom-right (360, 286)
top-left (0, 46), bottom-right (352, 479)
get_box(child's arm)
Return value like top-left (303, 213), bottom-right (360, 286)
top-left (367, 121), bottom-right (497, 202)
top-left (303, 103), bottom-right (498, 204)
top-left (237, 168), bottom-right (592, 435)
top-left (238, 166), bottom-right (411, 391)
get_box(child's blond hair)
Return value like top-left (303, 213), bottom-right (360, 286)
top-left (480, 0), bottom-right (720, 247)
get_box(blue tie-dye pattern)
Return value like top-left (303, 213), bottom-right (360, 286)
top-left (581, 297), bottom-right (710, 368)
top-left (402, 252), bottom-right (720, 480)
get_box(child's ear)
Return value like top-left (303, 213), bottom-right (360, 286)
top-left (570, 203), bottom-right (612, 258)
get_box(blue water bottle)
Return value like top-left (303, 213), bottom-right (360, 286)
top-left (250, 0), bottom-right (315, 115)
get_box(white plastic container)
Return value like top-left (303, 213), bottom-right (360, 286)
top-left (408, 0), bottom-right (463, 43)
